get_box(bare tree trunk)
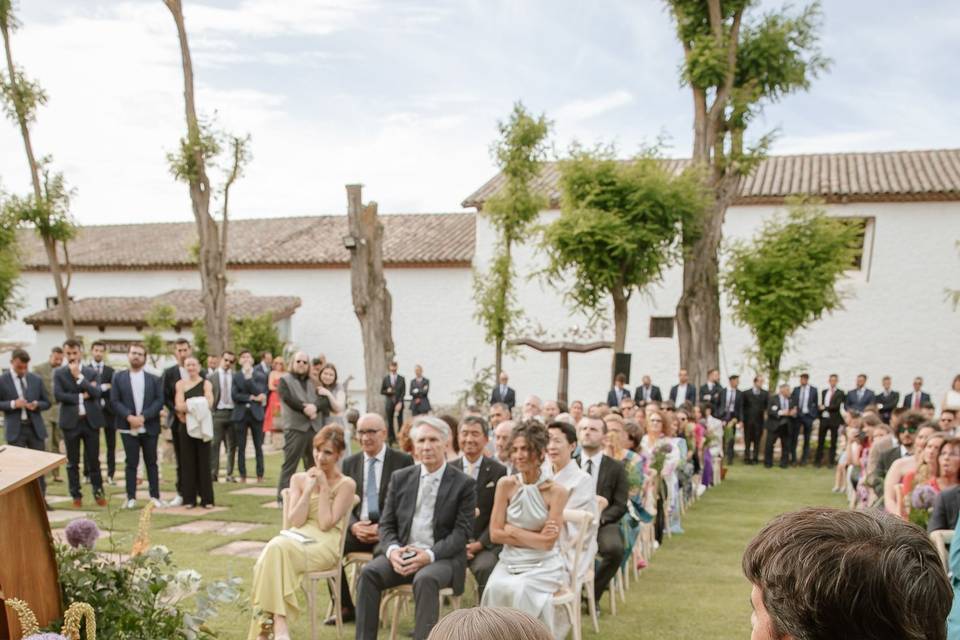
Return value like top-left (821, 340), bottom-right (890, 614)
top-left (611, 286), bottom-right (629, 382)
top-left (494, 240), bottom-right (511, 377)
top-left (164, 0), bottom-right (229, 355)
top-left (1, 19), bottom-right (75, 338)
top-left (346, 184), bottom-right (396, 413)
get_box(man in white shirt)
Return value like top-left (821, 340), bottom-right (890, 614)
top-left (670, 368), bottom-right (696, 406)
top-left (208, 351), bottom-right (237, 483)
top-left (546, 420), bottom-right (597, 581)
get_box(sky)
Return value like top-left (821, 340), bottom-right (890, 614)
top-left (0, 0), bottom-right (958, 225)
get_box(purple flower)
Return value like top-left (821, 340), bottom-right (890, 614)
top-left (910, 484), bottom-right (937, 510)
top-left (64, 518), bottom-right (100, 549)
top-left (655, 442), bottom-right (674, 454)
top-left (25, 634), bottom-right (69, 640)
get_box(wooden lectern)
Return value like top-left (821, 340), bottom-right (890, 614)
top-left (0, 445), bottom-right (66, 639)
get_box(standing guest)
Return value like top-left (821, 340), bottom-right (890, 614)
top-left (765, 384), bottom-right (794, 469)
top-left (258, 351), bottom-right (273, 377)
top-left (815, 373), bottom-right (846, 467)
top-left (55, 339), bottom-right (107, 507)
top-left (742, 375), bottom-right (769, 465)
top-left (174, 356), bottom-right (215, 508)
top-left (89, 341), bottom-right (116, 486)
top-left (720, 374), bottom-right (744, 463)
top-left (876, 375), bottom-right (900, 424)
top-left (410, 365), bottom-right (431, 416)
top-left (111, 343), bottom-right (164, 509)
top-left (943, 374), bottom-right (960, 412)
top-left (277, 352), bottom-right (322, 501)
top-left (208, 351), bottom-right (237, 483)
top-left (451, 415), bottom-right (507, 599)
top-left (1, 349), bottom-right (51, 499)
top-left (634, 375), bottom-right (662, 404)
top-left (248, 425), bottom-right (355, 640)
top-left (262, 356), bottom-right (285, 445)
top-left (568, 400), bottom-right (584, 425)
top-left (162, 338), bottom-right (193, 507)
top-left (483, 421), bottom-right (569, 639)
top-left (493, 420), bottom-right (515, 469)
top-left (607, 373), bottom-right (631, 408)
top-left (669, 368), bottom-right (696, 406)
top-left (380, 360), bottom-right (405, 445)
top-left (318, 363), bottom-right (349, 454)
top-left (577, 416), bottom-right (628, 607)
top-left (790, 373), bottom-right (819, 466)
top-left (904, 376), bottom-right (932, 411)
top-left (328, 414), bottom-right (414, 625)
top-left (742, 508), bottom-right (951, 640)
top-left (542, 400), bottom-right (560, 423)
top-left (545, 420), bottom-right (597, 581)
top-left (354, 416), bottom-right (477, 640)
top-left (698, 368), bottom-right (724, 416)
top-left (490, 371), bottom-right (516, 412)
top-left (846, 373), bottom-right (876, 415)
top-left (32, 346), bottom-right (64, 483)
top-left (233, 351), bottom-right (268, 484)
top-left (521, 395), bottom-right (543, 421)
top-left (205, 355), bottom-right (220, 379)
top-left (310, 356), bottom-right (325, 383)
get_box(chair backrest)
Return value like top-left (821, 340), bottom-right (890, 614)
top-left (930, 529), bottom-right (953, 570)
top-left (562, 508), bottom-right (595, 592)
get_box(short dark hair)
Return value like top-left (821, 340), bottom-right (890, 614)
top-left (11, 348), bottom-right (30, 363)
top-left (221, 350), bottom-right (235, 359)
top-left (728, 374), bottom-right (739, 381)
top-left (311, 356), bottom-right (324, 366)
top-left (614, 373), bottom-right (626, 384)
top-left (743, 508), bottom-right (951, 640)
top-left (50, 346), bottom-right (63, 354)
top-left (128, 342), bottom-right (146, 354)
top-left (91, 340), bottom-right (106, 350)
top-left (921, 401), bottom-right (936, 410)
top-left (460, 414), bottom-right (488, 434)
top-left (547, 420), bottom-right (577, 445)
top-left (63, 338), bottom-right (83, 350)
top-left (510, 420), bottom-right (549, 459)
top-left (238, 350), bottom-right (252, 358)
top-left (174, 338), bottom-right (190, 347)
top-left (490, 402), bottom-right (510, 414)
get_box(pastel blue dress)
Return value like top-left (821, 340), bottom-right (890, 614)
top-left (947, 525), bottom-right (960, 639)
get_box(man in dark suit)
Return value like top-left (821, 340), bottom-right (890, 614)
top-left (355, 415), bottom-right (476, 640)
top-left (765, 384), bottom-right (795, 469)
top-left (89, 341), bottom-right (117, 485)
top-left (489, 370), bottom-right (516, 412)
top-left (162, 337), bottom-right (192, 507)
top-left (110, 343), bottom-right (164, 508)
top-left (790, 373), bottom-right (819, 465)
top-left (606, 373), bottom-right (631, 408)
top-left (903, 376), bottom-right (932, 411)
top-left (846, 373), bottom-right (876, 414)
top-left (720, 374), bottom-right (744, 462)
top-left (1, 348), bottom-right (52, 497)
top-left (409, 364), bottom-right (431, 416)
top-left (258, 351), bottom-right (273, 376)
top-left (742, 375), bottom-right (769, 464)
top-left (576, 416), bottom-right (629, 605)
top-left (876, 375), bottom-right (899, 424)
top-left (450, 415), bottom-right (507, 599)
top-left (867, 411), bottom-right (926, 499)
top-left (699, 368), bottom-right (724, 416)
top-left (669, 368), bottom-right (696, 407)
top-left (815, 374), bottom-right (846, 467)
top-left (930, 484), bottom-right (960, 531)
top-left (208, 350), bottom-right (237, 482)
top-left (54, 339), bottom-right (107, 507)
top-left (32, 346), bottom-right (64, 483)
top-left (327, 413), bottom-right (414, 625)
top-left (380, 360), bottom-right (405, 445)
top-left (232, 350), bottom-right (268, 483)
top-left (634, 374), bottom-right (662, 405)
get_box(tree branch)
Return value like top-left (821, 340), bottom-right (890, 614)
top-left (706, 0), bottom-right (723, 39)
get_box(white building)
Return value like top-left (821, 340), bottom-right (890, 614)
top-left (5, 148), bottom-right (960, 409)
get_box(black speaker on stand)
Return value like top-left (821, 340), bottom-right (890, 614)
top-left (613, 352), bottom-right (632, 385)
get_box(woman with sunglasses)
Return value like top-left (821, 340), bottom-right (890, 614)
top-left (883, 418), bottom-right (938, 515)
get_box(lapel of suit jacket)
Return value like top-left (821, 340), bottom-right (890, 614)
top-left (434, 465), bottom-right (454, 531)
top-left (380, 448), bottom-right (396, 500)
top-left (401, 466), bottom-right (421, 542)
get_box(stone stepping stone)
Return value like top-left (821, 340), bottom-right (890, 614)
top-left (165, 520), bottom-right (261, 536)
top-left (47, 510), bottom-right (90, 523)
top-left (112, 490), bottom-right (179, 503)
top-left (261, 500), bottom-right (281, 509)
top-left (211, 540), bottom-right (266, 559)
top-left (230, 487), bottom-right (277, 497)
top-left (46, 495), bottom-right (72, 505)
top-left (159, 505), bottom-right (229, 517)
top-left (51, 529), bottom-right (112, 544)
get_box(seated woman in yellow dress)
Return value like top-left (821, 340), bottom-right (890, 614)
top-left (248, 424), bottom-right (356, 640)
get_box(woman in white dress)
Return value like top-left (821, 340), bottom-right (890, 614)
top-left (943, 374), bottom-right (960, 412)
top-left (483, 420), bottom-right (570, 640)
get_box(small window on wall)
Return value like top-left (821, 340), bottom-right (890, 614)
top-left (649, 316), bottom-right (675, 338)
top-left (45, 296), bottom-right (74, 309)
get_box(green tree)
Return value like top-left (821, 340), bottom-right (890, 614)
top-left (541, 145), bottom-right (707, 374)
top-left (192, 313), bottom-right (284, 365)
top-left (663, 0), bottom-right (830, 386)
top-left (0, 200), bottom-right (20, 323)
top-left (1, 0), bottom-right (78, 337)
top-left (142, 303), bottom-right (176, 369)
top-left (474, 102), bottom-right (550, 376)
top-left (723, 198), bottom-right (860, 389)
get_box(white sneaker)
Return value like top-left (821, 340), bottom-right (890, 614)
top-left (696, 484), bottom-right (707, 498)
top-left (150, 498), bottom-right (165, 509)
top-left (168, 495), bottom-right (184, 507)
top-left (123, 499), bottom-right (137, 509)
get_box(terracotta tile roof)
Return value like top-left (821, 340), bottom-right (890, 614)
top-left (18, 213), bottom-right (475, 271)
top-left (23, 289), bottom-right (301, 327)
top-left (462, 148), bottom-right (960, 209)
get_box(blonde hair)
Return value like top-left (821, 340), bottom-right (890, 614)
top-left (427, 607), bottom-right (552, 640)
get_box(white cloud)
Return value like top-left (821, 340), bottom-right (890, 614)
top-left (555, 90), bottom-right (634, 123)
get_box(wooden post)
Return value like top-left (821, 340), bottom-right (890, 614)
top-left (346, 184), bottom-right (396, 414)
top-left (558, 349), bottom-right (569, 405)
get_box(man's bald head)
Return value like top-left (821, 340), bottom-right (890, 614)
top-left (494, 419), bottom-right (515, 464)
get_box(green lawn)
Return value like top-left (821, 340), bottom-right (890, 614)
top-left (41, 442), bottom-right (845, 640)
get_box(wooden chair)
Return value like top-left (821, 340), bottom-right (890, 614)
top-left (930, 529), bottom-right (954, 571)
top-left (280, 488), bottom-right (360, 640)
top-left (382, 584), bottom-right (460, 640)
top-left (343, 551), bottom-right (373, 605)
top-left (554, 508), bottom-right (594, 640)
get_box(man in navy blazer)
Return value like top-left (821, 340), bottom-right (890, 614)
top-left (110, 343), bottom-right (164, 508)
top-left (719, 375), bottom-right (744, 462)
top-left (669, 368), bottom-right (697, 406)
top-left (790, 373), bottom-right (819, 466)
top-left (489, 370), bottom-right (516, 412)
top-left (634, 375), bottom-right (662, 404)
top-left (54, 339), bottom-right (107, 506)
top-left (232, 350), bottom-right (268, 482)
top-left (845, 373), bottom-right (876, 414)
top-left (1, 349), bottom-right (52, 495)
top-left (606, 373), bottom-right (631, 408)
top-left (903, 376), bottom-right (932, 411)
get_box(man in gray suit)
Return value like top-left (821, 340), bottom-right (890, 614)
top-left (208, 350), bottom-right (237, 482)
top-left (276, 351), bottom-right (321, 501)
top-left (1, 349), bottom-right (52, 498)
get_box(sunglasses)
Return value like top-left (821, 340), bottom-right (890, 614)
top-left (295, 359), bottom-right (308, 364)
top-left (899, 425), bottom-right (919, 434)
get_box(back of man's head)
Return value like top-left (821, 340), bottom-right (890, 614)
top-left (743, 507), bottom-right (951, 640)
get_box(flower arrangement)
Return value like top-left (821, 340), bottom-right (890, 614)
top-left (63, 519), bottom-right (100, 550)
top-left (5, 599), bottom-right (96, 640)
top-left (650, 441), bottom-right (674, 476)
top-left (130, 501), bottom-right (155, 557)
top-left (908, 484), bottom-right (937, 529)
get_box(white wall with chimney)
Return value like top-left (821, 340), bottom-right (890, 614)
top-left (4, 198), bottom-right (959, 410)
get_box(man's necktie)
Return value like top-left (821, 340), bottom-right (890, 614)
top-left (366, 458), bottom-right (379, 521)
top-left (19, 376), bottom-right (27, 420)
top-left (914, 394), bottom-right (920, 409)
top-left (466, 460), bottom-right (475, 479)
top-left (586, 459), bottom-right (594, 476)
